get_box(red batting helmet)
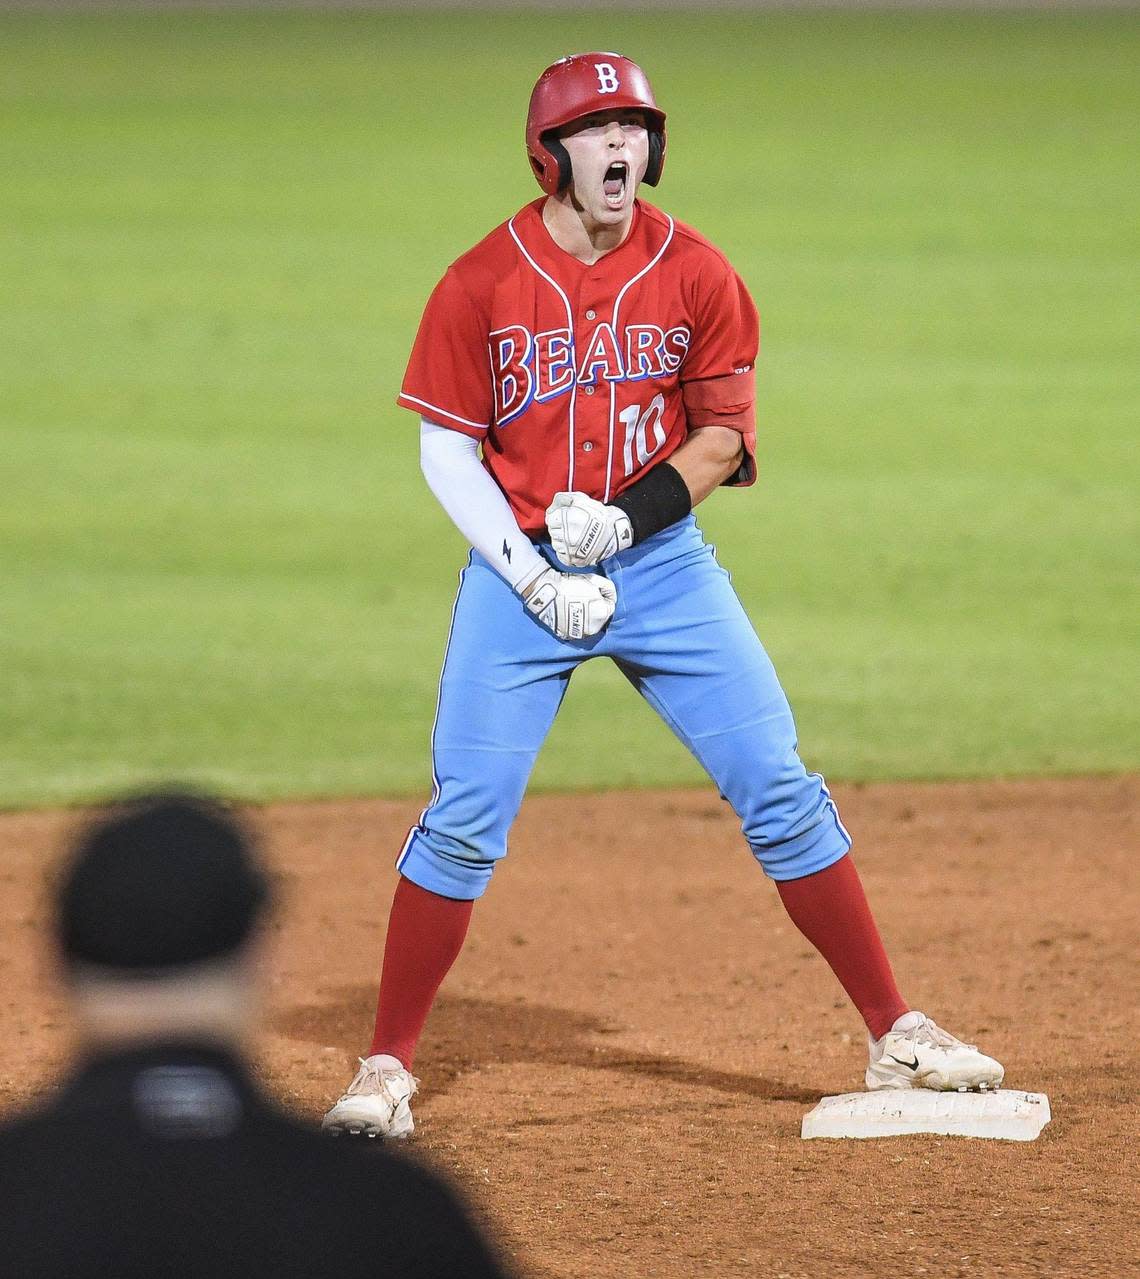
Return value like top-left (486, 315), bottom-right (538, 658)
top-left (526, 52), bottom-right (667, 196)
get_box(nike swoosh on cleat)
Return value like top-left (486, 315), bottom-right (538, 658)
top-left (887, 1053), bottom-right (920, 1071)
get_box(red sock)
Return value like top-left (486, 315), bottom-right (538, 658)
top-left (368, 876), bottom-right (474, 1068)
top-left (775, 854), bottom-right (908, 1040)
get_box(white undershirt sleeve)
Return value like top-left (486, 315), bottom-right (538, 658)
top-left (419, 418), bottom-right (547, 593)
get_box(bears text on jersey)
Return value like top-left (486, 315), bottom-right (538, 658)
top-left (490, 320), bottom-right (692, 426)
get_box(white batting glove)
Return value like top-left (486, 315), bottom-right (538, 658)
top-left (517, 565), bottom-right (617, 641)
top-left (546, 491), bottom-right (634, 567)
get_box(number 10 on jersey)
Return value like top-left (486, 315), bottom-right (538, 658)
top-left (619, 394), bottom-right (667, 476)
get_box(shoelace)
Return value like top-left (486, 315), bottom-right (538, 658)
top-left (900, 1015), bottom-right (977, 1053)
top-left (343, 1057), bottom-right (418, 1104)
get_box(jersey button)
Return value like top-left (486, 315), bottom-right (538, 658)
top-left (584, 385), bottom-right (595, 395)
top-left (585, 309), bottom-right (596, 320)
top-left (582, 441), bottom-right (594, 452)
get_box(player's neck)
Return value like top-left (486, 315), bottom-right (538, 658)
top-left (542, 194), bottom-right (634, 265)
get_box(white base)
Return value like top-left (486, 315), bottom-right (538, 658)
top-left (801, 1089), bottom-right (1051, 1141)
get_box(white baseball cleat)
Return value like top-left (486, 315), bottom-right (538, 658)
top-left (866, 1011), bottom-right (1004, 1093)
top-left (321, 1054), bottom-right (418, 1139)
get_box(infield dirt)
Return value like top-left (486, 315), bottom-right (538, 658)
top-left (2, 776), bottom-right (1136, 1278)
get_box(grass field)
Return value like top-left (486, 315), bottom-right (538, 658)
top-left (1, 9), bottom-right (1137, 807)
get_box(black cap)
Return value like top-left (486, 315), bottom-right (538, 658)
top-left (57, 790), bottom-right (270, 974)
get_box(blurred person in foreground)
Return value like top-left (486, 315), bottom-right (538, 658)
top-left (0, 791), bottom-right (511, 1279)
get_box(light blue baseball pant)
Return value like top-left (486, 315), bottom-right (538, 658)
top-left (397, 515), bottom-right (850, 899)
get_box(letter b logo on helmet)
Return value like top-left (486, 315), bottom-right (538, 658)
top-left (594, 62), bottom-right (620, 94)
top-left (525, 52), bottom-right (668, 196)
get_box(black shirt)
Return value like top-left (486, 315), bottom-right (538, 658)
top-left (0, 1041), bottom-right (511, 1279)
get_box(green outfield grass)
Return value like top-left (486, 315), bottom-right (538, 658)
top-left (1, 9), bottom-right (1137, 807)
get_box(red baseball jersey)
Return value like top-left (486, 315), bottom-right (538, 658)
top-left (397, 198), bottom-right (759, 537)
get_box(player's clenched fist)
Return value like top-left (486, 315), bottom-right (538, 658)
top-left (517, 565), bottom-right (616, 641)
top-left (546, 492), bottom-right (634, 567)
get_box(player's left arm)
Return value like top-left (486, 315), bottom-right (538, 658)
top-left (547, 386), bottom-right (753, 569)
top-left (546, 429), bottom-right (740, 568)
top-left (667, 424), bottom-right (746, 507)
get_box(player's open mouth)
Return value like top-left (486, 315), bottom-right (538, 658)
top-left (603, 162), bottom-right (628, 208)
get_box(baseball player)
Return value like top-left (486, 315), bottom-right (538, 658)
top-left (323, 53), bottom-right (1003, 1138)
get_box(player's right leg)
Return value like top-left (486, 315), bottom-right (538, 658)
top-left (323, 550), bottom-right (592, 1136)
top-left (394, 551), bottom-right (587, 899)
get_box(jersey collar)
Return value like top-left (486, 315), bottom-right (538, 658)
top-left (514, 196), bottom-right (651, 278)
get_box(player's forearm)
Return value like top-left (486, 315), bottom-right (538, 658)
top-left (419, 419), bottom-right (547, 592)
top-left (553, 427), bottom-right (745, 566)
top-left (668, 426), bottom-right (746, 508)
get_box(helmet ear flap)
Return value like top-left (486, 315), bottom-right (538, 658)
top-left (541, 133), bottom-right (573, 194)
top-left (643, 129), bottom-right (665, 187)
